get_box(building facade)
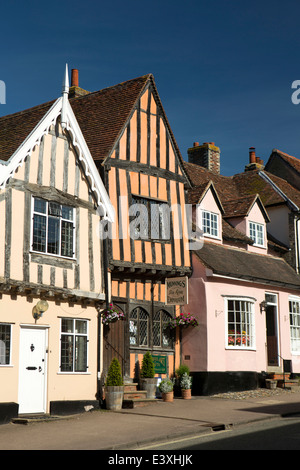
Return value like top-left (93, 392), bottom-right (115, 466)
top-left (0, 80), bottom-right (114, 422)
top-left (68, 73), bottom-right (192, 385)
top-left (182, 144), bottom-right (300, 394)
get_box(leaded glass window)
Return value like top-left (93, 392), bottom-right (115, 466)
top-left (0, 324), bottom-right (11, 365)
top-left (130, 196), bottom-right (170, 240)
top-left (129, 307), bottom-right (149, 347)
top-left (32, 197), bottom-right (75, 258)
top-left (60, 318), bottom-right (88, 372)
top-left (153, 310), bottom-right (173, 348)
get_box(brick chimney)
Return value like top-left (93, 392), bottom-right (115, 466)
top-left (245, 147), bottom-right (264, 171)
top-left (68, 69), bottom-right (90, 98)
top-left (187, 142), bottom-right (220, 174)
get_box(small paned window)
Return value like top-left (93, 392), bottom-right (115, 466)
top-left (60, 319), bottom-right (88, 372)
top-left (289, 299), bottom-right (300, 353)
top-left (249, 222), bottom-right (264, 246)
top-left (226, 299), bottom-right (255, 349)
top-left (129, 307), bottom-right (149, 347)
top-left (32, 197), bottom-right (75, 258)
top-left (0, 324), bottom-right (11, 365)
top-left (202, 210), bottom-right (219, 237)
top-left (130, 196), bottom-right (170, 241)
top-left (153, 310), bottom-right (173, 349)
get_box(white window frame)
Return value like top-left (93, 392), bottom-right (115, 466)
top-left (30, 196), bottom-right (76, 259)
top-left (249, 221), bottom-right (265, 247)
top-left (0, 323), bottom-right (12, 366)
top-left (225, 297), bottom-right (256, 350)
top-left (59, 318), bottom-right (89, 374)
top-left (289, 296), bottom-right (300, 355)
top-left (201, 210), bottom-right (219, 239)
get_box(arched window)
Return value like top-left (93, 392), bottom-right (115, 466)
top-left (129, 307), bottom-right (149, 347)
top-left (153, 310), bottom-right (173, 349)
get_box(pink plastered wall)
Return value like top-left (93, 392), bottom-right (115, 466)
top-left (182, 254), bottom-right (300, 374)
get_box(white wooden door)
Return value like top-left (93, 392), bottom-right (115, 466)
top-left (18, 327), bottom-right (48, 414)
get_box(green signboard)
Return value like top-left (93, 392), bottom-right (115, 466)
top-left (153, 355), bottom-right (167, 374)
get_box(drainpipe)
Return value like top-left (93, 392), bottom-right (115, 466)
top-left (97, 165), bottom-right (110, 404)
top-left (295, 213), bottom-right (300, 274)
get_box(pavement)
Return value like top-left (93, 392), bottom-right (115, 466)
top-left (1, 388), bottom-right (300, 450)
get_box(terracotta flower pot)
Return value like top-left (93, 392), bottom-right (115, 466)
top-left (162, 391), bottom-right (174, 402)
top-left (181, 388), bottom-right (191, 399)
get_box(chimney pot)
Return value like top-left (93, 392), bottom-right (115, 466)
top-left (71, 69), bottom-right (79, 87)
top-left (193, 142), bottom-right (199, 147)
top-left (249, 147), bottom-right (256, 164)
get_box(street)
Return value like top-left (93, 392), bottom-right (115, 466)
top-left (136, 415), bottom-right (300, 451)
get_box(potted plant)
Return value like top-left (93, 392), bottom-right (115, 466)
top-left (104, 358), bottom-right (124, 410)
top-left (101, 304), bottom-right (125, 325)
top-left (140, 352), bottom-right (157, 399)
top-left (159, 378), bottom-right (175, 402)
top-left (175, 364), bottom-right (190, 396)
top-left (169, 312), bottom-right (199, 328)
top-left (180, 372), bottom-right (192, 399)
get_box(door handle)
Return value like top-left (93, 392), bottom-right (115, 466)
top-left (26, 366), bottom-right (37, 370)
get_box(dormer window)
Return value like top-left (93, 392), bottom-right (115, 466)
top-left (31, 197), bottom-right (75, 258)
top-left (249, 221), bottom-right (264, 247)
top-left (202, 210), bottom-right (219, 238)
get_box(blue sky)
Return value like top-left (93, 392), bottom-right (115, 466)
top-left (1, 0), bottom-right (300, 175)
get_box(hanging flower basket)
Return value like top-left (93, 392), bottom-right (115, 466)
top-left (101, 304), bottom-right (125, 325)
top-left (168, 313), bottom-right (199, 329)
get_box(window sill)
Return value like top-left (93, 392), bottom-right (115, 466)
top-left (30, 251), bottom-right (76, 268)
top-left (57, 371), bottom-right (91, 375)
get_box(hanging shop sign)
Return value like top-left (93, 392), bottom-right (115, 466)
top-left (165, 276), bottom-right (188, 305)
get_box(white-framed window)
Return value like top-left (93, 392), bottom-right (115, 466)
top-left (0, 323), bottom-right (12, 365)
top-left (249, 221), bottom-right (264, 246)
top-left (225, 298), bottom-right (255, 349)
top-left (60, 318), bottom-right (88, 372)
top-left (202, 210), bottom-right (219, 238)
top-left (31, 197), bottom-right (75, 258)
top-left (289, 297), bottom-right (300, 353)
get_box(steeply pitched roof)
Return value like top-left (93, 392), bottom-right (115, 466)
top-left (222, 219), bottom-right (254, 245)
top-left (222, 194), bottom-right (269, 221)
top-left (269, 148), bottom-right (300, 174)
top-left (0, 100), bottom-right (54, 162)
top-left (69, 74), bottom-right (151, 162)
top-left (183, 161), bottom-right (300, 210)
top-left (195, 242), bottom-right (300, 289)
top-left (0, 74), bottom-right (189, 188)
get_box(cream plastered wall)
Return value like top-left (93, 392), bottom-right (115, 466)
top-left (0, 294), bottom-right (98, 409)
top-left (3, 124), bottom-right (103, 297)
